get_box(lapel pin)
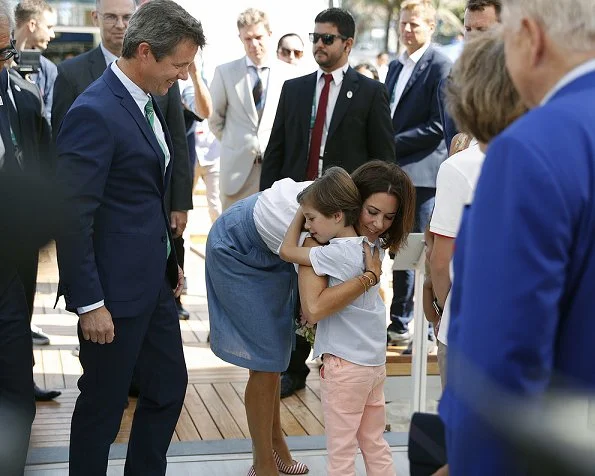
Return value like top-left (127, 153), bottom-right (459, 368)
top-left (14, 85), bottom-right (21, 92)
top-left (0, 96), bottom-right (3, 106)
top-left (346, 91), bottom-right (353, 99)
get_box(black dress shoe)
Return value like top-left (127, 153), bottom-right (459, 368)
top-left (177, 304), bottom-right (190, 320)
top-left (34, 383), bottom-right (61, 401)
top-left (280, 373), bottom-right (306, 399)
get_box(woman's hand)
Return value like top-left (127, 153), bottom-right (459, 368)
top-left (363, 242), bottom-right (381, 283)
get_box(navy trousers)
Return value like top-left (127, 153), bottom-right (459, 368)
top-left (391, 187), bottom-right (436, 330)
top-left (69, 277), bottom-right (187, 476)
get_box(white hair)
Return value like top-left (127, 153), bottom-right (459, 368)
top-left (0, 0), bottom-right (15, 32)
top-left (502, 0), bottom-right (595, 51)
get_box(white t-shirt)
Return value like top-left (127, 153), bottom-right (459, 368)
top-left (429, 142), bottom-right (485, 345)
top-left (309, 236), bottom-right (387, 366)
top-left (253, 178), bottom-right (312, 254)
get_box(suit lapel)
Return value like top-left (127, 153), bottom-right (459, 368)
top-left (89, 46), bottom-right (109, 83)
top-left (259, 65), bottom-right (281, 130)
top-left (0, 70), bottom-right (18, 173)
top-left (400, 47), bottom-right (433, 102)
top-left (327, 67), bottom-right (359, 140)
top-left (234, 60), bottom-right (258, 127)
top-left (300, 72), bottom-right (317, 132)
top-left (385, 61), bottom-right (403, 100)
top-left (102, 68), bottom-right (166, 179)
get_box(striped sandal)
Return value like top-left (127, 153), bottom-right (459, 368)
top-left (273, 450), bottom-right (309, 474)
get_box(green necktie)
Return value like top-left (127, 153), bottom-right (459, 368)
top-left (144, 98), bottom-right (171, 258)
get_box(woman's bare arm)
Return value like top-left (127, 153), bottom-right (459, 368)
top-left (298, 241), bottom-right (381, 324)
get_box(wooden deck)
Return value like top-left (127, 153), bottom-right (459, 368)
top-left (30, 193), bottom-right (437, 449)
top-left (32, 242), bottom-right (331, 449)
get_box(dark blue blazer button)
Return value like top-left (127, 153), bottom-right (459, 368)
top-left (161, 236), bottom-right (167, 243)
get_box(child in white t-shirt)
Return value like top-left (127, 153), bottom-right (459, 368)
top-left (280, 167), bottom-right (396, 476)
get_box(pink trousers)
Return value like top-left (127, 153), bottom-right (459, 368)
top-left (320, 354), bottom-right (396, 476)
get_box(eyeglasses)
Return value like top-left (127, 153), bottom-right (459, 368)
top-left (98, 12), bottom-right (133, 26)
top-left (0, 39), bottom-right (18, 61)
top-left (309, 33), bottom-right (348, 45)
top-left (278, 47), bottom-right (304, 59)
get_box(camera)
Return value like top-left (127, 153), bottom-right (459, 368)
top-left (16, 49), bottom-right (41, 74)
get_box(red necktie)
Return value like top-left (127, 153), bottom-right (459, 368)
top-left (307, 73), bottom-right (333, 180)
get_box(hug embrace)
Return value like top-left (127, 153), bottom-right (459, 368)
top-left (206, 160), bottom-right (415, 476)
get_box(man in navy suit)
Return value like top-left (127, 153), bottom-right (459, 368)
top-left (441, 0), bottom-right (595, 474)
top-left (384, 0), bottom-right (451, 345)
top-left (52, 0), bottom-right (194, 321)
top-left (55, 1), bottom-right (204, 474)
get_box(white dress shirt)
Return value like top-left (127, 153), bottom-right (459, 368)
top-left (245, 56), bottom-right (270, 110)
top-left (390, 42), bottom-right (430, 118)
top-left (312, 63), bottom-right (350, 158)
top-left (100, 43), bottom-right (118, 67)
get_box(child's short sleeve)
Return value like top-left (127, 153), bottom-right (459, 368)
top-left (309, 242), bottom-right (362, 281)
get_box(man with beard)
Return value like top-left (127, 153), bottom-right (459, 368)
top-left (261, 7), bottom-right (394, 398)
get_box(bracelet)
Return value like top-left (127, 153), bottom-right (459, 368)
top-left (361, 274), bottom-right (374, 288)
top-left (357, 275), bottom-right (369, 292)
top-left (364, 269), bottom-right (378, 286)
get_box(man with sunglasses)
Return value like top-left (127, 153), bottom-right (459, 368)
top-left (52, 0), bottom-right (194, 322)
top-left (261, 7), bottom-right (394, 399)
top-left (277, 33), bottom-right (304, 66)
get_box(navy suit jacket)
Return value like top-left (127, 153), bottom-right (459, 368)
top-left (52, 46), bottom-right (192, 213)
top-left (385, 45), bottom-right (451, 188)
top-left (56, 67), bottom-right (178, 317)
top-left (441, 69), bottom-right (595, 475)
top-left (260, 66), bottom-right (394, 189)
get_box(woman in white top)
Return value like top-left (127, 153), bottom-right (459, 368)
top-left (206, 161), bottom-right (415, 476)
top-left (280, 167), bottom-right (398, 475)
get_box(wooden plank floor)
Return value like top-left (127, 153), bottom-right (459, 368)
top-left (30, 193), bottom-right (436, 449)
top-left (31, 243), bottom-right (328, 448)
top-left (32, 370), bottom-right (326, 448)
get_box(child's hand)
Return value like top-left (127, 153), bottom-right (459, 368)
top-left (363, 243), bottom-right (381, 282)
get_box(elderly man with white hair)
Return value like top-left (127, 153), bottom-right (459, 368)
top-left (440, 0), bottom-right (595, 474)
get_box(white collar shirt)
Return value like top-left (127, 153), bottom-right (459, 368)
top-left (541, 58), bottom-right (595, 105)
top-left (390, 41), bottom-right (430, 117)
top-left (100, 43), bottom-right (118, 67)
top-left (245, 56), bottom-right (270, 110)
top-left (313, 62), bottom-right (349, 161)
top-left (110, 60), bottom-right (170, 170)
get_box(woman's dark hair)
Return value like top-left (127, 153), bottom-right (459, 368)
top-left (296, 167), bottom-right (361, 227)
top-left (351, 160), bottom-right (416, 251)
top-left (355, 63), bottom-right (380, 81)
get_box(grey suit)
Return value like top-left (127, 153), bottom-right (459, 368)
top-left (52, 45), bottom-right (192, 213)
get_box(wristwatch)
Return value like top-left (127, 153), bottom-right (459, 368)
top-left (432, 297), bottom-right (443, 317)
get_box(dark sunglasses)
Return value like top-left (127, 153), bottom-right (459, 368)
top-left (0, 39), bottom-right (18, 61)
top-left (309, 33), bottom-right (348, 45)
top-left (278, 47), bottom-right (304, 59)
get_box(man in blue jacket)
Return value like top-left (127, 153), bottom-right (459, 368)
top-left (441, 0), bottom-right (595, 474)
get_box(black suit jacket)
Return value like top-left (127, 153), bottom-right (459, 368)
top-left (260, 66), bottom-right (395, 189)
top-left (385, 45), bottom-right (452, 188)
top-left (0, 69), bottom-right (64, 295)
top-left (7, 69), bottom-right (55, 176)
top-left (51, 46), bottom-right (192, 212)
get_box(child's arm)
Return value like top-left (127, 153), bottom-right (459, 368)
top-left (279, 208), bottom-right (313, 266)
top-left (299, 242), bottom-right (380, 324)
